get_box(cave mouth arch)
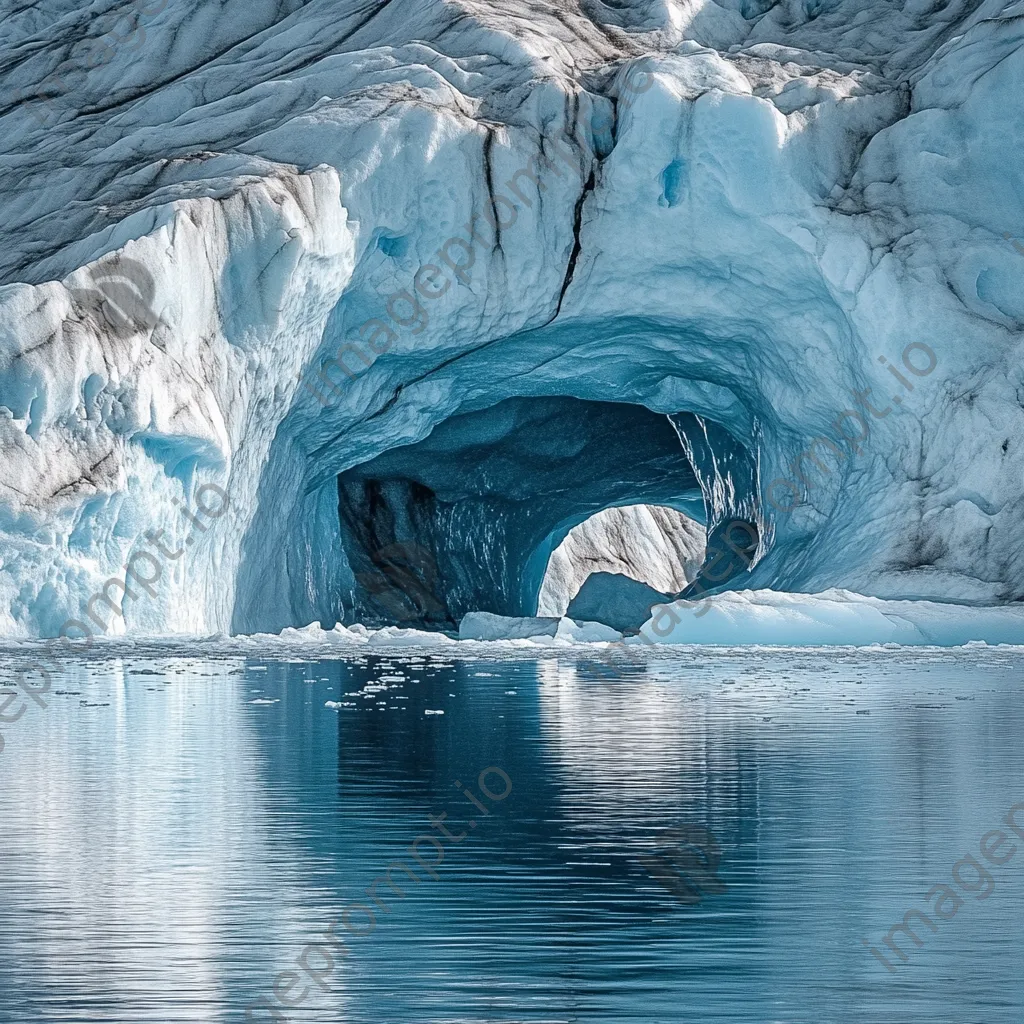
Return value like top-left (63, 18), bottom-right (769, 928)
top-left (230, 310), bottom-right (782, 637)
top-left (334, 395), bottom-right (757, 631)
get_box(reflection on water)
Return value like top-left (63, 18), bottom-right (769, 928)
top-left (0, 646), bottom-right (1023, 1022)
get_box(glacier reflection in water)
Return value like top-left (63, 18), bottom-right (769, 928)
top-left (0, 646), bottom-right (1023, 1022)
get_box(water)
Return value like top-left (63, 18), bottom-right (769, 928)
top-left (1, 644), bottom-right (1023, 1023)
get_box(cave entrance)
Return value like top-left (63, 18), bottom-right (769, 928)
top-left (536, 504), bottom-right (706, 618)
top-left (335, 396), bottom-right (710, 629)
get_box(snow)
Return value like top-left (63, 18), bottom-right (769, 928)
top-left (634, 589), bottom-right (1024, 647)
top-left (0, 591), bottom-right (1019, 663)
top-left (0, 1), bottom-right (1022, 638)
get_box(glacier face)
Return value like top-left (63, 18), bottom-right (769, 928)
top-left (0, 0), bottom-right (1022, 638)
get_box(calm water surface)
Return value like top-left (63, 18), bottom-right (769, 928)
top-left (1, 645), bottom-right (1022, 1023)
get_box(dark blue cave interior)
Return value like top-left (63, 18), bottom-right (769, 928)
top-left (336, 396), bottom-right (720, 628)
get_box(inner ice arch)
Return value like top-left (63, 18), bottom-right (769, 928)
top-left (536, 504), bottom-right (707, 618)
top-left (334, 398), bottom-right (708, 628)
top-left (1, 0), bottom-right (1022, 638)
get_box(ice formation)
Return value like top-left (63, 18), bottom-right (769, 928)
top-left (0, 0), bottom-right (1022, 640)
top-left (459, 610), bottom-right (622, 642)
top-left (566, 571), bottom-right (673, 634)
top-left (537, 504), bottom-right (704, 617)
top-left (635, 589), bottom-right (1024, 646)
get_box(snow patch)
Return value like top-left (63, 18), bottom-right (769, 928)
top-left (634, 590), bottom-right (1024, 647)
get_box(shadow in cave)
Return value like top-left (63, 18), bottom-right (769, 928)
top-left (336, 397), bottom-right (712, 629)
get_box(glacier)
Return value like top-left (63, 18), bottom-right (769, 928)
top-left (0, 0), bottom-right (1023, 643)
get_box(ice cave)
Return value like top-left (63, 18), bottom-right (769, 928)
top-left (5, 6), bottom-right (1024, 1021)
top-left (0, 0), bottom-right (1022, 644)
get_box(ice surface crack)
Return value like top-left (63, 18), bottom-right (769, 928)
top-left (551, 167), bottom-right (595, 320)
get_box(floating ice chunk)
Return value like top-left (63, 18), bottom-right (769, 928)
top-left (460, 612), bottom-right (559, 640)
top-left (459, 611), bottom-right (622, 642)
top-left (278, 622), bottom-right (327, 640)
top-left (633, 590), bottom-right (1024, 647)
top-left (554, 617), bottom-right (623, 643)
top-left (328, 624), bottom-right (368, 642)
top-left (364, 627), bottom-right (456, 647)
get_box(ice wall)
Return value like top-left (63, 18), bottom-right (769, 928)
top-left (0, 0), bottom-right (1022, 637)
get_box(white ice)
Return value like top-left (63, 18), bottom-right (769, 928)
top-left (0, 0), bottom-right (1022, 638)
top-left (635, 589), bottom-right (1024, 646)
